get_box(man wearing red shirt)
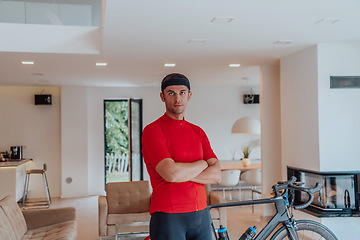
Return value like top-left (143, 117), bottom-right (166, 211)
top-left (142, 73), bottom-right (221, 240)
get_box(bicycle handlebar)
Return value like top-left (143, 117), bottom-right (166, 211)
top-left (290, 182), bottom-right (322, 210)
top-left (273, 176), bottom-right (322, 210)
top-left (277, 176), bottom-right (297, 185)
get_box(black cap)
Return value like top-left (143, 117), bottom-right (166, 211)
top-left (161, 73), bottom-right (190, 92)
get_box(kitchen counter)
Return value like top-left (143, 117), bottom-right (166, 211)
top-left (0, 158), bottom-right (32, 167)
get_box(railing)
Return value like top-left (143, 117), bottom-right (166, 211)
top-left (106, 153), bottom-right (128, 173)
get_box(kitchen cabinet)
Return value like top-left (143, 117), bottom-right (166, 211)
top-left (0, 159), bottom-right (33, 201)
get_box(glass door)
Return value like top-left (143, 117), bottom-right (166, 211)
top-left (104, 99), bottom-right (143, 183)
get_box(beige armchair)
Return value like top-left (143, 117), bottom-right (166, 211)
top-left (98, 181), bottom-right (151, 236)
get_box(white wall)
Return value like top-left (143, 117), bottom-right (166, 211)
top-left (1, 72), bottom-right (261, 198)
top-left (0, 86), bottom-right (61, 198)
top-left (61, 86), bottom-right (89, 198)
top-left (188, 84), bottom-right (261, 160)
top-left (317, 43), bottom-right (360, 171)
top-left (61, 83), bottom-right (261, 197)
top-left (281, 43), bottom-right (360, 173)
top-left (281, 43), bottom-right (360, 240)
top-left (280, 46), bottom-right (320, 173)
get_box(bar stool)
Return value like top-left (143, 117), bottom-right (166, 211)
top-left (22, 164), bottom-right (51, 208)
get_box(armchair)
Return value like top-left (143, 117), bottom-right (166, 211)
top-left (98, 180), bottom-right (151, 236)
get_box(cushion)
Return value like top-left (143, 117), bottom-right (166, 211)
top-left (0, 196), bottom-right (27, 240)
top-left (22, 220), bottom-right (77, 240)
top-left (106, 181), bottom-right (150, 214)
top-left (0, 208), bottom-right (17, 240)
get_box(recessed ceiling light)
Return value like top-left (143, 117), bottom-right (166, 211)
top-left (96, 62), bottom-right (107, 66)
top-left (273, 40), bottom-right (293, 45)
top-left (188, 39), bottom-right (208, 44)
top-left (164, 63), bottom-right (176, 67)
top-left (21, 61), bottom-right (34, 65)
top-left (229, 64), bottom-right (241, 67)
top-left (211, 17), bottom-right (235, 23)
top-left (314, 18), bottom-right (342, 24)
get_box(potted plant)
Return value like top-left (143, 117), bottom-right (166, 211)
top-left (241, 146), bottom-right (252, 167)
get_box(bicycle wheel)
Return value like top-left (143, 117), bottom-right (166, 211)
top-left (270, 220), bottom-right (338, 240)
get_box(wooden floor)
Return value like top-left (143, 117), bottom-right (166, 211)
top-left (49, 190), bottom-right (269, 240)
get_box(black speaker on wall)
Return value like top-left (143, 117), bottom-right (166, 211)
top-left (34, 94), bottom-right (52, 105)
top-left (243, 94), bottom-right (260, 104)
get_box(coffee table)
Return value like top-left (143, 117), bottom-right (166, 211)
top-left (99, 232), bottom-right (149, 240)
top-left (99, 222), bottom-right (149, 240)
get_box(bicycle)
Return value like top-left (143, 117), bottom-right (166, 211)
top-left (208, 176), bottom-right (338, 240)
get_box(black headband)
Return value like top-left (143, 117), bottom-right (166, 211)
top-left (161, 74), bottom-right (190, 92)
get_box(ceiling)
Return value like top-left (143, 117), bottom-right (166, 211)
top-left (1, 0), bottom-right (360, 87)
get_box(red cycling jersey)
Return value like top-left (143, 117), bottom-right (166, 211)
top-left (142, 114), bottom-right (217, 214)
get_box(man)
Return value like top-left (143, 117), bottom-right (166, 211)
top-left (142, 73), bottom-right (221, 240)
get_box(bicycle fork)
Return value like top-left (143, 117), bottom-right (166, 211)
top-left (283, 219), bottom-right (300, 240)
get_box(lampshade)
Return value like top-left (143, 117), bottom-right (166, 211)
top-left (231, 117), bottom-right (260, 135)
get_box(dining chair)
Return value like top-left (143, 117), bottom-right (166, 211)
top-left (241, 168), bottom-right (262, 212)
top-left (219, 169), bottom-right (241, 201)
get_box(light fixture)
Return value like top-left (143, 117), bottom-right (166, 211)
top-left (273, 40), bottom-right (293, 45)
top-left (164, 63), bottom-right (176, 67)
top-left (314, 18), bottom-right (342, 24)
top-left (187, 39), bottom-right (208, 44)
top-left (21, 61), bottom-right (34, 65)
top-left (210, 17), bottom-right (235, 23)
top-left (231, 117), bottom-right (260, 135)
top-left (96, 62), bottom-right (107, 66)
top-left (229, 64), bottom-right (240, 67)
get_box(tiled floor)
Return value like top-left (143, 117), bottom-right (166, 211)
top-left (50, 190), bottom-right (268, 240)
top-left (51, 196), bottom-right (99, 240)
top-left (210, 190), bottom-right (269, 240)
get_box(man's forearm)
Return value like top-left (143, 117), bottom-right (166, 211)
top-left (191, 158), bottom-right (221, 184)
top-left (156, 158), bottom-right (208, 183)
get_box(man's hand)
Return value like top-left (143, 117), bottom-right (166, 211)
top-left (155, 158), bottom-right (208, 183)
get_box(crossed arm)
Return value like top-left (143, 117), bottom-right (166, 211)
top-left (155, 157), bottom-right (222, 184)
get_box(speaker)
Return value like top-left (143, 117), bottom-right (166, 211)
top-left (243, 94), bottom-right (260, 104)
top-left (34, 94), bottom-right (52, 105)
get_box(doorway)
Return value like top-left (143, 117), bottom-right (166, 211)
top-left (104, 99), bottom-right (143, 183)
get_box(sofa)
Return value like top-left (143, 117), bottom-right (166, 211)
top-left (0, 195), bottom-right (77, 240)
top-left (98, 181), bottom-right (151, 236)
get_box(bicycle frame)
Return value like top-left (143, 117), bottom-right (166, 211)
top-left (208, 195), bottom-right (299, 240)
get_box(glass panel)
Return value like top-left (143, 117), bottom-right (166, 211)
top-left (324, 175), bottom-right (355, 209)
top-left (130, 99), bottom-right (143, 181)
top-left (104, 100), bottom-right (129, 183)
top-left (298, 172), bottom-right (325, 208)
top-left (297, 170), bottom-right (356, 210)
top-left (0, 0), bottom-right (101, 26)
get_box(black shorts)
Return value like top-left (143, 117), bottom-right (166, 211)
top-left (150, 208), bottom-right (214, 240)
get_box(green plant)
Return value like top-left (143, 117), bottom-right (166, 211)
top-left (242, 146), bottom-right (251, 158)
